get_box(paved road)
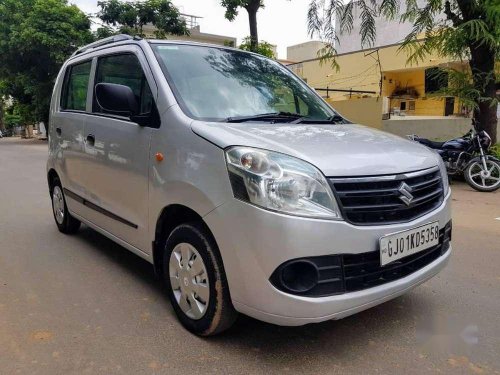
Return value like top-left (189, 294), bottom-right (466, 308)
top-left (1, 137), bottom-right (499, 374)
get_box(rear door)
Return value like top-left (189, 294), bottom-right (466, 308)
top-left (51, 59), bottom-right (93, 216)
top-left (79, 48), bottom-right (158, 253)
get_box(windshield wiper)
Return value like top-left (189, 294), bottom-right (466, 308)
top-left (291, 114), bottom-right (348, 124)
top-left (225, 112), bottom-right (305, 123)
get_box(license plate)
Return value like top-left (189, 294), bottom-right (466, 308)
top-left (379, 222), bottom-right (439, 266)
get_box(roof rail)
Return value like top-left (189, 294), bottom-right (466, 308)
top-left (71, 34), bottom-right (137, 57)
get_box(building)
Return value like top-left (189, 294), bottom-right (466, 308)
top-left (142, 13), bottom-right (236, 47)
top-left (335, 0), bottom-right (444, 55)
top-left (289, 42), bottom-right (465, 118)
top-left (287, 41), bottom-right (328, 62)
top-left (283, 2), bottom-right (499, 139)
top-left (286, 34), bottom-right (485, 139)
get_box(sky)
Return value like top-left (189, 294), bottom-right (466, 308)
top-left (71, 0), bottom-right (314, 59)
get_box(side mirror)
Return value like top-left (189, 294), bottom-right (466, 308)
top-left (95, 83), bottom-right (139, 116)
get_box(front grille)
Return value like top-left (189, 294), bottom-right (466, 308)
top-left (329, 167), bottom-right (444, 225)
top-left (270, 221), bottom-right (452, 297)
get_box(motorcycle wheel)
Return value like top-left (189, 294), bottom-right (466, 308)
top-left (464, 159), bottom-right (500, 192)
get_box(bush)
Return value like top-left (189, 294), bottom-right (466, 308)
top-left (490, 144), bottom-right (500, 159)
top-left (239, 37), bottom-right (276, 58)
top-left (4, 113), bottom-right (21, 128)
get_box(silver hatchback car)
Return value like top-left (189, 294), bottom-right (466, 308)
top-left (47, 35), bottom-right (452, 335)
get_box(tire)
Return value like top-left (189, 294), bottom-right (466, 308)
top-left (50, 177), bottom-right (81, 234)
top-left (163, 222), bottom-right (237, 336)
top-left (464, 159), bottom-right (500, 192)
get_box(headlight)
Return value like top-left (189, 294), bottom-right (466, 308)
top-left (436, 155), bottom-right (450, 194)
top-left (225, 147), bottom-right (342, 220)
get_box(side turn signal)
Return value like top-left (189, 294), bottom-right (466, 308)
top-left (155, 152), bottom-right (164, 162)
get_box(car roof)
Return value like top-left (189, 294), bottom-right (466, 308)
top-left (68, 34), bottom-right (260, 62)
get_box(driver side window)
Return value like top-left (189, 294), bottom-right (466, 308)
top-left (93, 54), bottom-right (153, 115)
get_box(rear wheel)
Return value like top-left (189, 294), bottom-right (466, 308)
top-left (51, 178), bottom-right (81, 234)
top-left (163, 223), bottom-right (237, 336)
top-left (464, 159), bottom-right (500, 192)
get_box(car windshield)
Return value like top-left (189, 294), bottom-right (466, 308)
top-left (151, 44), bottom-right (336, 122)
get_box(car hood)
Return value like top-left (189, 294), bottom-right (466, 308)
top-left (191, 121), bottom-right (438, 177)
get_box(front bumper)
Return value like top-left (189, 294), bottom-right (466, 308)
top-left (204, 190), bottom-right (452, 326)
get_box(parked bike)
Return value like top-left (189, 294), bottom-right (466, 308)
top-left (0, 129), bottom-right (13, 138)
top-left (408, 120), bottom-right (500, 192)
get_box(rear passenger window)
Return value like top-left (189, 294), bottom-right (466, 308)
top-left (93, 54), bottom-right (153, 115)
top-left (61, 61), bottom-right (92, 111)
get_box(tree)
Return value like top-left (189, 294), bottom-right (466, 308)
top-left (4, 106), bottom-right (22, 130)
top-left (0, 0), bottom-right (93, 125)
top-left (308, 0), bottom-right (500, 143)
top-left (0, 90), bottom-right (5, 131)
top-left (97, 0), bottom-right (189, 38)
top-left (239, 36), bottom-right (275, 58)
top-left (221, 0), bottom-right (263, 52)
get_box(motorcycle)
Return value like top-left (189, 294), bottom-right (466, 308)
top-left (0, 129), bottom-right (12, 138)
top-left (408, 120), bottom-right (500, 192)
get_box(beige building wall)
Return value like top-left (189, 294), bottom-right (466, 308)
top-left (383, 69), bottom-right (462, 116)
top-left (289, 43), bottom-right (453, 98)
top-left (287, 41), bottom-right (328, 62)
top-left (382, 118), bottom-right (500, 140)
top-left (287, 42), bottom-right (465, 126)
top-left (328, 97), bottom-right (383, 129)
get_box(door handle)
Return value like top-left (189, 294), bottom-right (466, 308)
top-left (86, 134), bottom-right (95, 146)
top-left (56, 127), bottom-right (62, 136)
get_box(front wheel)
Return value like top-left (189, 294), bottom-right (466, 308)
top-left (163, 223), bottom-right (238, 336)
top-left (464, 159), bottom-right (500, 192)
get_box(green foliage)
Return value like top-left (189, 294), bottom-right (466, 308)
top-left (399, 2), bottom-right (499, 64)
top-left (3, 102), bottom-right (22, 128)
top-left (0, 0), bottom-right (93, 124)
top-left (221, 0), bottom-right (264, 21)
top-left (4, 113), bottom-right (22, 128)
top-left (307, 1), bottom-right (499, 66)
top-left (490, 144), bottom-right (500, 159)
top-left (239, 37), bottom-right (275, 58)
top-left (426, 66), bottom-right (498, 113)
top-left (221, 0), bottom-right (264, 52)
top-left (97, 0), bottom-right (189, 38)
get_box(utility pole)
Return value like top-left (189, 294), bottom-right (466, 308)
top-left (364, 49), bottom-right (383, 99)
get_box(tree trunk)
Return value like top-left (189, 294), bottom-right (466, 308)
top-left (469, 43), bottom-right (497, 143)
top-left (455, 0), bottom-right (498, 143)
top-left (246, 0), bottom-right (260, 52)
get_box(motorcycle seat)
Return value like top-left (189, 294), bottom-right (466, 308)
top-left (415, 138), bottom-right (445, 149)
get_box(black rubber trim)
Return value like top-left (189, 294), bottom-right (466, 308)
top-left (63, 188), bottom-right (138, 229)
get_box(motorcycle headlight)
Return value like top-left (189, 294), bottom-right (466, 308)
top-left (225, 147), bottom-right (342, 220)
top-left (436, 156), bottom-right (450, 194)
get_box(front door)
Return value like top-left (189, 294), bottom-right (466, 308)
top-left (79, 50), bottom-right (157, 253)
top-left (445, 97), bottom-right (454, 116)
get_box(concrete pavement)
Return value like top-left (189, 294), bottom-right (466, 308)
top-left (1, 137), bottom-right (499, 374)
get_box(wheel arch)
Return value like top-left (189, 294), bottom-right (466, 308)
top-left (47, 168), bottom-right (59, 195)
top-left (152, 204), bottom-right (218, 278)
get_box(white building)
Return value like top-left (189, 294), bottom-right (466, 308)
top-left (335, 0), bottom-right (444, 54)
top-left (142, 13), bottom-right (236, 47)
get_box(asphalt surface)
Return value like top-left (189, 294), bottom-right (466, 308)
top-left (1, 137), bottom-right (499, 375)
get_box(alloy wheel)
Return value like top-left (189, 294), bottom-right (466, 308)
top-left (467, 160), bottom-right (500, 189)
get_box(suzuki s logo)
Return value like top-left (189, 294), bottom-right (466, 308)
top-left (398, 182), bottom-right (414, 206)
